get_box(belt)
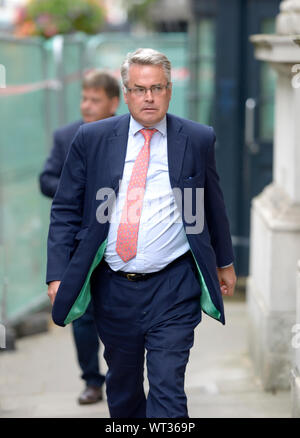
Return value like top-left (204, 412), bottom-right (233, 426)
top-left (104, 251), bottom-right (192, 282)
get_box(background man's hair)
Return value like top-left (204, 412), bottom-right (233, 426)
top-left (121, 48), bottom-right (171, 88)
top-left (82, 69), bottom-right (120, 98)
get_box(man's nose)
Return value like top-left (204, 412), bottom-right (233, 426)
top-left (145, 89), bottom-right (154, 101)
top-left (82, 100), bottom-right (90, 109)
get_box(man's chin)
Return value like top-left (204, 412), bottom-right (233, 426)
top-left (83, 116), bottom-right (96, 123)
top-left (136, 112), bottom-right (164, 127)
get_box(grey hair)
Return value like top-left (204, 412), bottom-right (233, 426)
top-left (121, 48), bottom-right (171, 88)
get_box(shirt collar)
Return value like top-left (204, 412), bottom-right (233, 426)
top-left (129, 115), bottom-right (167, 137)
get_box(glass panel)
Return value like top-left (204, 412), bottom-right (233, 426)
top-left (64, 41), bottom-right (83, 124)
top-left (0, 39), bottom-right (48, 321)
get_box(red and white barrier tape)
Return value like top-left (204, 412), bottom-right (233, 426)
top-left (0, 69), bottom-right (90, 96)
top-left (0, 67), bottom-right (189, 97)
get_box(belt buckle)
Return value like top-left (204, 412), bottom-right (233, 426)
top-left (126, 273), bottom-right (137, 281)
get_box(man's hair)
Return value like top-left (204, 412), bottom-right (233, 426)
top-left (82, 69), bottom-right (120, 98)
top-left (121, 48), bottom-right (171, 88)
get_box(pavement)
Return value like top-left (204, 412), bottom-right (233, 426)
top-left (0, 296), bottom-right (292, 418)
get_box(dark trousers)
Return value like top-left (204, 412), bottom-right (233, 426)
top-left (91, 252), bottom-right (202, 418)
top-left (72, 301), bottom-right (105, 388)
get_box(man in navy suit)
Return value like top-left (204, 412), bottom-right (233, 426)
top-left (40, 70), bottom-right (120, 405)
top-left (46, 48), bottom-right (236, 418)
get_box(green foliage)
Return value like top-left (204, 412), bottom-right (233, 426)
top-left (15, 0), bottom-right (104, 38)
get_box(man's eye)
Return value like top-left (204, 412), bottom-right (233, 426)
top-left (153, 86), bottom-right (162, 91)
top-left (136, 87), bottom-right (145, 93)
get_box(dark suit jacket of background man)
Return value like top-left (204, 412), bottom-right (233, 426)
top-left (39, 120), bottom-right (83, 198)
top-left (47, 113), bottom-right (234, 327)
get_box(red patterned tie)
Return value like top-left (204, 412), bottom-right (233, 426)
top-left (116, 128), bottom-right (157, 262)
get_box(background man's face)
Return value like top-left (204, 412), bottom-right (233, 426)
top-left (80, 87), bottom-right (119, 123)
top-left (123, 64), bottom-right (172, 127)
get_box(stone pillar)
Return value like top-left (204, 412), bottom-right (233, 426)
top-left (291, 261), bottom-right (300, 417)
top-left (247, 0), bottom-right (300, 390)
top-left (276, 0), bottom-right (300, 35)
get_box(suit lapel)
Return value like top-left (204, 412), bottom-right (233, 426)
top-left (166, 113), bottom-right (188, 186)
top-left (107, 114), bottom-right (130, 190)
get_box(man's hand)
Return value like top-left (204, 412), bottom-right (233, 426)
top-left (216, 265), bottom-right (236, 297)
top-left (47, 281), bottom-right (61, 305)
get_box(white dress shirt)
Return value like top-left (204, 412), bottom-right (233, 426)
top-left (104, 116), bottom-right (190, 273)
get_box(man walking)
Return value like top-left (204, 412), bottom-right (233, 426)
top-left (40, 69), bottom-right (120, 405)
top-left (46, 48), bottom-right (236, 418)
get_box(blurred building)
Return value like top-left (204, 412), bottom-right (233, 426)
top-left (150, 0), bottom-right (192, 32)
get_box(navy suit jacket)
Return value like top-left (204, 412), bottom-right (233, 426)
top-left (47, 113), bottom-right (234, 327)
top-left (39, 120), bottom-right (83, 198)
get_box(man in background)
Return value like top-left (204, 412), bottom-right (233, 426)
top-left (39, 69), bottom-right (120, 404)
